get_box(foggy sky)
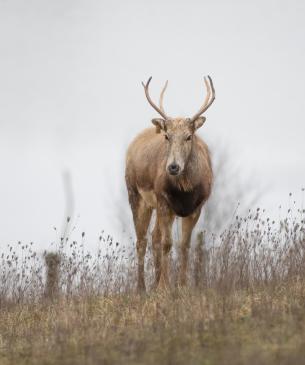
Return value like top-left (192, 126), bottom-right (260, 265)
top-left (0, 0), bottom-right (304, 248)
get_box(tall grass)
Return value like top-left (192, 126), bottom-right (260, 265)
top-left (0, 201), bottom-right (305, 364)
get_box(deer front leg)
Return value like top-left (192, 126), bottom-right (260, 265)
top-left (131, 196), bottom-right (152, 293)
top-left (179, 208), bottom-right (202, 286)
top-left (152, 218), bottom-right (161, 288)
top-left (157, 202), bottom-right (175, 288)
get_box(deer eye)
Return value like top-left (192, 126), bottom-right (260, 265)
top-left (186, 135), bottom-right (192, 141)
top-left (165, 134), bottom-right (169, 141)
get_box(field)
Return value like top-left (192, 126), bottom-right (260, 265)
top-left (1, 207), bottom-right (305, 365)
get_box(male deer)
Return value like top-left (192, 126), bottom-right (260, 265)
top-left (125, 76), bottom-right (215, 291)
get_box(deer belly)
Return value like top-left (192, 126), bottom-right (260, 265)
top-left (138, 188), bottom-right (157, 208)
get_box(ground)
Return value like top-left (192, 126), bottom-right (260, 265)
top-left (1, 283), bottom-right (305, 365)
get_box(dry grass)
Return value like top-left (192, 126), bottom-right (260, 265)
top-left (2, 285), bottom-right (305, 365)
top-left (0, 202), bottom-right (305, 365)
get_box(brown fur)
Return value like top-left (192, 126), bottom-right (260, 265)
top-left (125, 119), bottom-right (213, 291)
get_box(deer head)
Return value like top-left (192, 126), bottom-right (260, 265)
top-left (142, 76), bottom-right (215, 176)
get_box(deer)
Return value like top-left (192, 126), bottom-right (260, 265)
top-left (125, 76), bottom-right (215, 292)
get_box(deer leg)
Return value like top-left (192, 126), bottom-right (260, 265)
top-left (157, 204), bottom-right (175, 288)
top-left (152, 218), bottom-right (161, 287)
top-left (130, 193), bottom-right (152, 293)
top-left (179, 208), bottom-right (202, 286)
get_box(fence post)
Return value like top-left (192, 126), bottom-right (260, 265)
top-left (194, 231), bottom-right (207, 289)
top-left (44, 252), bottom-right (61, 299)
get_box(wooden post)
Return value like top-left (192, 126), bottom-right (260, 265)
top-left (44, 252), bottom-right (61, 299)
top-left (194, 231), bottom-right (207, 289)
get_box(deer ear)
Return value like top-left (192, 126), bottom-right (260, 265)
top-left (192, 116), bottom-right (206, 131)
top-left (152, 118), bottom-right (166, 133)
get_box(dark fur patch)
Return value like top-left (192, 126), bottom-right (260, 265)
top-left (164, 183), bottom-right (205, 217)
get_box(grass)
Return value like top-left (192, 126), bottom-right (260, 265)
top-left (0, 203), bottom-right (305, 364)
top-left (2, 285), bottom-right (305, 365)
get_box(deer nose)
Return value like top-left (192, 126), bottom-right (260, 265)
top-left (168, 163), bottom-right (180, 175)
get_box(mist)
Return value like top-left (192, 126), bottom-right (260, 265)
top-left (0, 0), bottom-right (304, 248)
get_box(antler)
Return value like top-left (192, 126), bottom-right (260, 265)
top-left (159, 80), bottom-right (168, 115)
top-left (190, 76), bottom-right (215, 122)
top-left (142, 77), bottom-right (169, 120)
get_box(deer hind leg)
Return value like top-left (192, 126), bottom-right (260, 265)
top-left (157, 204), bottom-right (175, 288)
top-left (179, 208), bottom-right (202, 286)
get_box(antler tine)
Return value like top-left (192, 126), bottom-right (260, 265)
top-left (142, 77), bottom-right (169, 120)
top-left (190, 75), bottom-right (216, 122)
top-left (159, 80), bottom-right (168, 114)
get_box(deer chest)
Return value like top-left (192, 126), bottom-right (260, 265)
top-left (164, 184), bottom-right (204, 217)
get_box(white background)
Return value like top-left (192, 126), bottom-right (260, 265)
top-left (0, 0), bottom-right (304, 248)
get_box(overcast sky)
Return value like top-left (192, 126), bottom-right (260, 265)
top-left (0, 0), bottom-right (304, 248)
